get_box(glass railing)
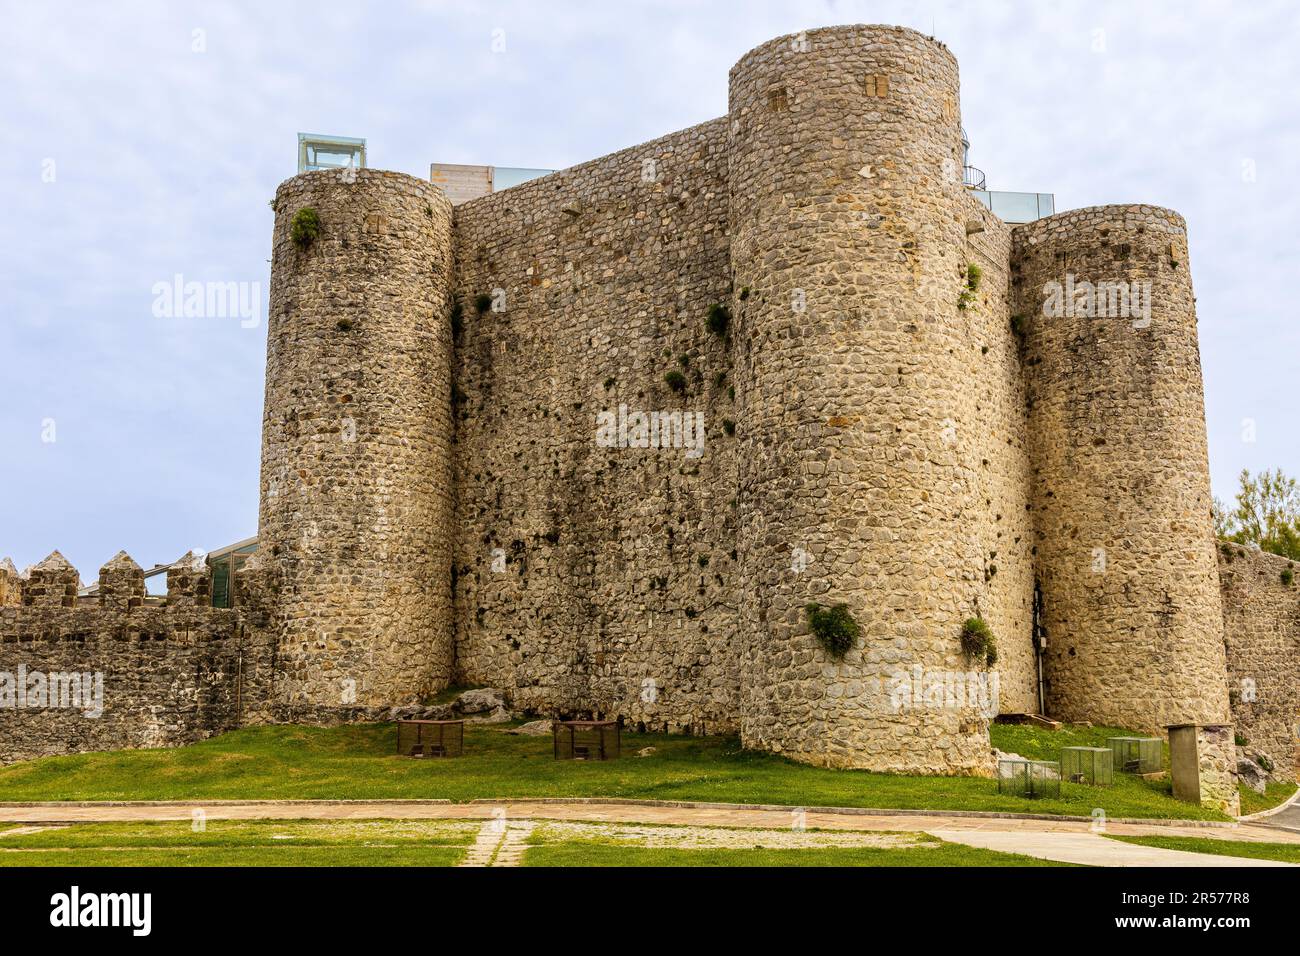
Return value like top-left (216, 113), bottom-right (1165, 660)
top-left (971, 190), bottom-right (1055, 224)
top-left (494, 166), bottom-right (556, 190)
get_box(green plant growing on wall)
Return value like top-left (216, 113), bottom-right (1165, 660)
top-left (678, 354), bottom-right (690, 368)
top-left (474, 293), bottom-right (493, 315)
top-left (722, 418), bottom-right (735, 436)
top-left (664, 370), bottom-right (686, 393)
top-left (738, 287), bottom-right (750, 301)
top-left (707, 303), bottom-right (731, 336)
top-left (957, 263), bottom-right (982, 311)
top-left (1010, 313), bottom-right (1029, 337)
top-left (291, 207), bottom-right (321, 249)
top-left (960, 616), bottom-right (997, 666)
top-left (1283, 567), bottom-right (1295, 586)
top-left (804, 603), bottom-right (859, 658)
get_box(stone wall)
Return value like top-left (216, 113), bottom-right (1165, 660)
top-left (260, 168), bottom-right (456, 711)
top-left (0, 559), bottom-right (21, 607)
top-left (729, 25), bottom-right (1022, 772)
top-left (958, 194), bottom-right (1039, 717)
top-left (450, 118), bottom-right (738, 733)
top-left (1012, 205), bottom-right (1229, 732)
top-left (0, 553), bottom-right (278, 764)
top-left (1219, 544), bottom-right (1300, 779)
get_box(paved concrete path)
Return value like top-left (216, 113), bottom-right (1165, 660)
top-left (3, 799), bottom-right (1298, 866)
top-left (931, 828), bottom-right (1294, 867)
top-left (1255, 801), bottom-right (1300, 834)
top-left (458, 819), bottom-right (535, 867)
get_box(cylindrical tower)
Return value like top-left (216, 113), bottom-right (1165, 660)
top-left (261, 168), bottom-right (455, 712)
top-left (730, 25), bottom-right (999, 773)
top-left (1012, 205), bottom-right (1228, 730)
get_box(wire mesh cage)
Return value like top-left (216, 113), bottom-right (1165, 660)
top-left (553, 720), bottom-right (621, 761)
top-left (1061, 746), bottom-right (1114, 786)
top-left (1106, 736), bottom-right (1162, 774)
top-left (396, 719), bottom-right (464, 758)
top-left (997, 759), bottom-right (1061, 799)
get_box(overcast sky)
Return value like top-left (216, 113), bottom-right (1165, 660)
top-left (2, 0), bottom-right (1297, 578)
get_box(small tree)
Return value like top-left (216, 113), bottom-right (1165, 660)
top-left (1219, 469), bottom-right (1300, 561)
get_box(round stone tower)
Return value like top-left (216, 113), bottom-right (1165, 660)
top-left (1012, 205), bottom-right (1228, 730)
top-left (730, 25), bottom-right (998, 772)
top-left (261, 168), bottom-right (455, 712)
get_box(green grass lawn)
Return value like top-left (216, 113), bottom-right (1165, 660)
top-left (0, 819), bottom-right (474, 867)
top-left (0, 846), bottom-right (467, 866)
top-left (523, 840), bottom-right (1069, 867)
top-left (0, 721), bottom-right (1230, 821)
top-left (1238, 781), bottom-right (1298, 816)
top-left (1107, 834), bottom-right (1300, 864)
top-left (0, 819), bottom-right (479, 849)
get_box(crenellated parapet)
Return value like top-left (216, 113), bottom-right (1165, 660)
top-left (98, 551), bottom-right (145, 610)
top-left (166, 550), bottom-right (212, 607)
top-left (232, 548), bottom-right (278, 629)
top-left (0, 552), bottom-right (278, 763)
top-left (0, 558), bottom-right (20, 607)
top-left (21, 551), bottom-right (80, 608)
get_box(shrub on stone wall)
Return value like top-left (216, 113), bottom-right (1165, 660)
top-left (474, 293), bottom-right (493, 314)
top-left (960, 616), bottom-right (997, 666)
top-left (1282, 566), bottom-right (1295, 586)
top-left (957, 263), bottom-right (982, 311)
top-left (291, 207), bottom-right (321, 248)
top-left (707, 302), bottom-right (731, 336)
top-left (804, 603), bottom-right (859, 658)
top-left (664, 370), bottom-right (686, 392)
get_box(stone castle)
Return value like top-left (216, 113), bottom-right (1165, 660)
top-left (3, 26), bottom-right (1296, 805)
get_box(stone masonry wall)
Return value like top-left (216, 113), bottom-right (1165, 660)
top-left (1013, 205), bottom-right (1229, 732)
top-left (960, 194), bottom-right (1038, 716)
top-left (1219, 544), bottom-right (1300, 779)
top-left (450, 119), bottom-right (738, 733)
top-left (0, 559), bottom-right (22, 607)
top-left (261, 169), bottom-right (456, 712)
top-left (0, 554), bottom-right (278, 764)
top-left (729, 26), bottom-right (1020, 772)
